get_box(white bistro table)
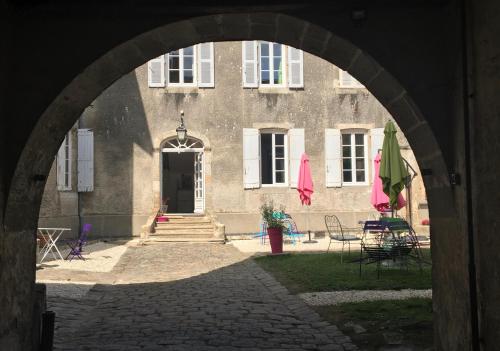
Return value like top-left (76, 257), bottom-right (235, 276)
top-left (37, 227), bottom-right (71, 263)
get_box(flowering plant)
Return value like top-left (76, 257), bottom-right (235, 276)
top-left (260, 201), bottom-right (287, 230)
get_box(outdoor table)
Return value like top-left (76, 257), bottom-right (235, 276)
top-left (37, 227), bottom-right (71, 263)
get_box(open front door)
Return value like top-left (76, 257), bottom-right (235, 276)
top-left (194, 152), bottom-right (204, 213)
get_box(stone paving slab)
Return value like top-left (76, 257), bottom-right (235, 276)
top-left (299, 289), bottom-right (432, 306)
top-left (43, 243), bottom-right (357, 350)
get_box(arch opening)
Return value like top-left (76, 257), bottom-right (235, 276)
top-left (4, 11), bottom-right (457, 351)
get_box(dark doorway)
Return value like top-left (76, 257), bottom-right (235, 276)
top-left (162, 152), bottom-right (195, 213)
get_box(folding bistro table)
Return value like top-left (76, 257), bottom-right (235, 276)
top-left (37, 227), bottom-right (71, 263)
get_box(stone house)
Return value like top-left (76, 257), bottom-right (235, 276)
top-left (38, 41), bottom-right (428, 238)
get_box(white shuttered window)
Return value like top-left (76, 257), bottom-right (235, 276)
top-left (342, 132), bottom-right (368, 185)
top-left (56, 132), bottom-right (72, 191)
top-left (325, 129), bottom-right (342, 187)
top-left (288, 47), bottom-right (304, 88)
top-left (148, 44), bottom-right (215, 88)
top-left (261, 132), bottom-right (288, 185)
top-left (167, 46), bottom-right (196, 86)
top-left (243, 128), bottom-right (260, 189)
top-left (198, 42), bottom-right (214, 87)
top-left (78, 129), bottom-right (94, 192)
top-left (288, 129), bottom-right (304, 188)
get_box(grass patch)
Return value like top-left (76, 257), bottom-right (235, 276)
top-left (254, 250), bottom-right (431, 293)
top-left (315, 298), bottom-right (433, 350)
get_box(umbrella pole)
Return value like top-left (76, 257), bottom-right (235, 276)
top-left (303, 204), bottom-right (317, 244)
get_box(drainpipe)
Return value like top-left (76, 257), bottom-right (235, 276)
top-left (77, 119), bottom-right (82, 237)
top-left (461, 0), bottom-right (480, 349)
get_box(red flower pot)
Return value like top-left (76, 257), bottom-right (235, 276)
top-left (267, 227), bottom-right (284, 254)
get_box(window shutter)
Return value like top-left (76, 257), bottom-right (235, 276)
top-left (288, 129), bottom-right (305, 188)
top-left (288, 47), bottom-right (304, 88)
top-left (78, 129), bottom-right (94, 192)
top-left (56, 137), bottom-right (66, 190)
top-left (242, 41), bottom-right (258, 88)
top-left (148, 55), bottom-right (165, 87)
top-left (370, 128), bottom-right (384, 182)
top-left (325, 129), bottom-right (342, 187)
top-left (198, 42), bottom-right (214, 87)
top-left (339, 70), bottom-right (353, 87)
top-left (243, 128), bottom-right (260, 189)
top-left (339, 69), bottom-right (363, 88)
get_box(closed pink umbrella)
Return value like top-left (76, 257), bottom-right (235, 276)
top-left (298, 153), bottom-right (314, 205)
top-left (297, 153), bottom-right (316, 243)
top-left (371, 153), bottom-right (406, 212)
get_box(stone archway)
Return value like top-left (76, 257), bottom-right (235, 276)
top-left (2, 12), bottom-right (466, 351)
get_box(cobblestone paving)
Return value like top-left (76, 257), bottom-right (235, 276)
top-left (46, 243), bottom-right (357, 350)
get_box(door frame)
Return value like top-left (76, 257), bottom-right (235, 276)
top-left (160, 136), bottom-right (205, 214)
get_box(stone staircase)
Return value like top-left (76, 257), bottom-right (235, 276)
top-left (149, 214), bottom-right (224, 243)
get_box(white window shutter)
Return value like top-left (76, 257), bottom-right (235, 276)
top-left (339, 70), bottom-right (353, 87)
top-left (325, 129), bottom-right (342, 187)
top-left (242, 41), bottom-right (258, 88)
top-left (148, 55), bottom-right (165, 87)
top-left (243, 128), bottom-right (260, 189)
top-left (370, 128), bottom-right (384, 182)
top-left (339, 69), bottom-right (363, 88)
top-left (198, 42), bottom-right (214, 88)
top-left (78, 129), bottom-right (94, 192)
top-left (56, 137), bottom-right (66, 190)
top-left (288, 47), bottom-right (304, 88)
top-left (288, 129), bottom-right (305, 188)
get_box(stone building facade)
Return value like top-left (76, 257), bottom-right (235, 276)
top-left (38, 41), bottom-right (428, 237)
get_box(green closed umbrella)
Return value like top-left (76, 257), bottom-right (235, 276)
top-left (379, 121), bottom-right (410, 209)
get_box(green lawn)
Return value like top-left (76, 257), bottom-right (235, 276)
top-left (315, 298), bottom-right (433, 350)
top-left (254, 250), bottom-right (432, 293)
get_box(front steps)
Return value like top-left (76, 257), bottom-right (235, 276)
top-left (148, 214), bottom-right (224, 243)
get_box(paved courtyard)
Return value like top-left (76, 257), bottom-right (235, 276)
top-left (37, 242), bottom-right (357, 350)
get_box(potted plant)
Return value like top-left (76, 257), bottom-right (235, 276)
top-left (260, 201), bottom-right (287, 254)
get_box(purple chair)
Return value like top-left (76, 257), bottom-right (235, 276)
top-left (65, 224), bottom-right (91, 261)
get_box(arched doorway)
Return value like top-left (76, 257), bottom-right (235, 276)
top-left (2, 10), bottom-right (474, 351)
top-left (161, 136), bottom-right (205, 214)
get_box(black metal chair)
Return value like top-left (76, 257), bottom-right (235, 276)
top-left (325, 215), bottom-right (361, 263)
top-left (359, 219), bottom-right (423, 278)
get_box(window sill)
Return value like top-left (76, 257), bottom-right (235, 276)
top-left (341, 182), bottom-right (369, 187)
top-left (260, 184), bottom-right (290, 188)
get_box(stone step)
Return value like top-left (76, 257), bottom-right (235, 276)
top-left (159, 218), bottom-right (212, 224)
top-left (160, 214), bottom-right (207, 219)
top-left (152, 232), bottom-right (215, 238)
top-left (154, 228), bottom-right (215, 235)
top-left (150, 214), bottom-right (219, 243)
top-left (155, 223), bottom-right (214, 229)
top-left (147, 237), bottom-right (225, 243)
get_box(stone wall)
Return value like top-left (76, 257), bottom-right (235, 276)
top-left (39, 41), bottom-right (428, 236)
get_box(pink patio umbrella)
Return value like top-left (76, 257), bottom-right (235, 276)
top-left (297, 153), bottom-right (316, 243)
top-left (371, 152), bottom-right (406, 213)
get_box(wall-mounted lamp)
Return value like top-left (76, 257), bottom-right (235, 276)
top-left (176, 110), bottom-right (187, 142)
top-left (351, 9), bottom-right (366, 21)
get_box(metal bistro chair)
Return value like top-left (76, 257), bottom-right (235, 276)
top-left (64, 223), bottom-right (91, 261)
top-left (325, 215), bottom-right (361, 263)
top-left (283, 216), bottom-right (304, 245)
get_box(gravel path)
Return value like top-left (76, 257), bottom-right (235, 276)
top-left (299, 289), bottom-right (432, 306)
